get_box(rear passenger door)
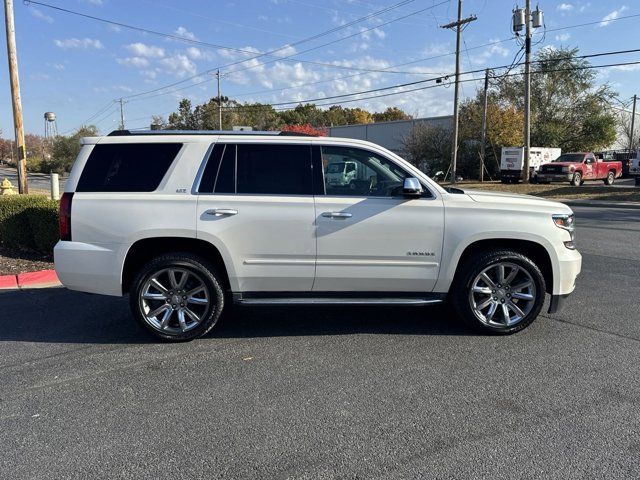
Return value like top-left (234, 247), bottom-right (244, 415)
top-left (195, 141), bottom-right (316, 293)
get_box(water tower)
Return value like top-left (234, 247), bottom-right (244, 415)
top-left (44, 111), bottom-right (58, 138)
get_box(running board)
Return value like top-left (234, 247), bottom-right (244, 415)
top-left (234, 297), bottom-right (444, 306)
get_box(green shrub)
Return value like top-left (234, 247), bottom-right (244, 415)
top-left (0, 195), bottom-right (59, 254)
top-left (26, 200), bottom-right (60, 254)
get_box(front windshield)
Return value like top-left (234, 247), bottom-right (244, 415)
top-left (553, 153), bottom-right (585, 163)
top-left (326, 163), bottom-right (344, 174)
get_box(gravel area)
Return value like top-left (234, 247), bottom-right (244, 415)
top-left (0, 247), bottom-right (53, 275)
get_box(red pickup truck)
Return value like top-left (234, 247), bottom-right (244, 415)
top-left (537, 152), bottom-right (622, 186)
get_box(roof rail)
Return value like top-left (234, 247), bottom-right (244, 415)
top-left (107, 129), bottom-right (320, 137)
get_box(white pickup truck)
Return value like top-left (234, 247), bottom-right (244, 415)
top-left (54, 131), bottom-right (581, 341)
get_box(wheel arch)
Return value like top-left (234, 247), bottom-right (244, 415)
top-left (121, 237), bottom-right (231, 295)
top-left (447, 238), bottom-right (554, 295)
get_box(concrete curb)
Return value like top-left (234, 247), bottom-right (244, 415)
top-left (561, 200), bottom-right (640, 210)
top-left (0, 269), bottom-right (60, 290)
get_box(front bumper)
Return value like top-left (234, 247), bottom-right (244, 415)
top-left (537, 173), bottom-right (573, 183)
top-left (548, 294), bottom-right (570, 314)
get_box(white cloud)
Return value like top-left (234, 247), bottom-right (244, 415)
top-left (116, 57), bottom-right (150, 68)
top-left (160, 54), bottom-right (197, 77)
top-left (29, 7), bottom-right (53, 24)
top-left (54, 38), bottom-right (104, 49)
top-left (81, 0), bottom-right (104, 5)
top-left (471, 40), bottom-right (509, 65)
top-left (185, 47), bottom-right (214, 61)
top-left (600, 6), bottom-right (627, 27)
top-left (557, 3), bottom-right (573, 11)
top-left (174, 26), bottom-right (197, 41)
top-left (126, 42), bottom-right (165, 58)
top-left (555, 33), bottom-right (571, 42)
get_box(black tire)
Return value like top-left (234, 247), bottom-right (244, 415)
top-left (500, 178), bottom-right (509, 184)
top-left (129, 253), bottom-right (225, 342)
top-left (604, 171), bottom-right (615, 186)
top-left (451, 249), bottom-right (546, 335)
top-left (571, 172), bottom-right (582, 187)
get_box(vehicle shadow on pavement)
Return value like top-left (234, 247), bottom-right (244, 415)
top-left (213, 304), bottom-right (471, 339)
top-left (0, 288), bottom-right (472, 344)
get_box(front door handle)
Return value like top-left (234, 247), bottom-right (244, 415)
top-left (321, 211), bottom-right (352, 219)
top-left (205, 208), bottom-right (238, 217)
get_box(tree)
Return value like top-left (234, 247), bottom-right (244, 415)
top-left (496, 47), bottom-right (617, 151)
top-left (48, 126), bottom-right (98, 173)
top-left (458, 94), bottom-right (524, 178)
top-left (372, 106), bottom-right (411, 122)
top-left (345, 108), bottom-right (373, 125)
top-left (280, 124), bottom-right (326, 136)
top-left (167, 99), bottom-right (199, 130)
top-left (401, 123), bottom-right (451, 174)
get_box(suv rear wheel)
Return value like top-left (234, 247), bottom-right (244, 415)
top-left (452, 249), bottom-right (546, 334)
top-left (130, 253), bottom-right (224, 341)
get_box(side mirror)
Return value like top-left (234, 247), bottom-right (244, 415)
top-left (402, 177), bottom-right (423, 197)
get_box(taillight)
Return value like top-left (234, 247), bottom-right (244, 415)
top-left (59, 192), bottom-right (73, 241)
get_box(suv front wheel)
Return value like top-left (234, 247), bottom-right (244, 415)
top-left (130, 253), bottom-right (225, 341)
top-left (452, 249), bottom-right (546, 334)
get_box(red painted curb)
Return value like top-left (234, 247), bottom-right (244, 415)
top-left (17, 269), bottom-right (59, 287)
top-left (0, 274), bottom-right (18, 289)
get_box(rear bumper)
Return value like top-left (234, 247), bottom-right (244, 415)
top-left (537, 173), bottom-right (573, 182)
top-left (54, 241), bottom-right (123, 296)
top-left (500, 169), bottom-right (522, 178)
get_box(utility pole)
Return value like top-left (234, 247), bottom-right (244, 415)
top-left (118, 98), bottom-right (126, 130)
top-left (523, 0), bottom-right (532, 182)
top-left (629, 94), bottom-right (637, 155)
top-left (480, 68), bottom-right (490, 182)
top-left (513, 2), bottom-right (543, 182)
top-left (217, 69), bottom-right (222, 130)
top-left (4, 0), bottom-right (27, 194)
top-left (441, 1), bottom-right (476, 184)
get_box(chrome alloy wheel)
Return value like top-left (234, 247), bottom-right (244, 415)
top-left (138, 268), bottom-right (211, 334)
top-left (468, 262), bottom-right (537, 327)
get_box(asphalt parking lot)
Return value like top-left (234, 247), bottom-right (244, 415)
top-left (1, 206), bottom-right (639, 479)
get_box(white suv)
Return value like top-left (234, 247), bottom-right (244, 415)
top-left (54, 131), bottom-right (581, 341)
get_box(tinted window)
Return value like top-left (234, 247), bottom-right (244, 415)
top-left (198, 143), bottom-right (225, 193)
top-left (77, 143), bottom-right (181, 192)
top-left (215, 144), bottom-right (236, 194)
top-left (236, 144), bottom-right (312, 195)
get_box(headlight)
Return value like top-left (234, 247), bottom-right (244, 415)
top-left (553, 213), bottom-right (576, 249)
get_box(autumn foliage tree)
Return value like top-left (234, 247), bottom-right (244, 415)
top-left (280, 124), bottom-right (327, 136)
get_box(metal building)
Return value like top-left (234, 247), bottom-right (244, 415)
top-left (327, 115), bottom-right (453, 156)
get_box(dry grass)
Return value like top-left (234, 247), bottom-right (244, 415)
top-left (444, 181), bottom-right (640, 202)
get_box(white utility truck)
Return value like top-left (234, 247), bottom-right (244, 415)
top-left (500, 147), bottom-right (562, 183)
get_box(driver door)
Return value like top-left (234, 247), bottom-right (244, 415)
top-left (313, 145), bottom-right (444, 293)
top-left (584, 155), bottom-right (596, 179)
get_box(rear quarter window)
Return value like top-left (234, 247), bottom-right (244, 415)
top-left (76, 143), bottom-right (182, 192)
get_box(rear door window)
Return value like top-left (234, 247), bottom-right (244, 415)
top-left (236, 144), bottom-right (312, 195)
top-left (76, 143), bottom-right (182, 192)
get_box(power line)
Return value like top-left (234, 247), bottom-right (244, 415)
top-left (217, 57), bottom-right (640, 113)
top-left (23, 0), bottom-right (440, 96)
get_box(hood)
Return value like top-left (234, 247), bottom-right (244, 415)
top-left (462, 189), bottom-right (572, 212)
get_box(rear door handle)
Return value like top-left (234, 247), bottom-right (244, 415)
top-left (321, 211), bottom-right (352, 219)
top-left (205, 208), bottom-right (238, 217)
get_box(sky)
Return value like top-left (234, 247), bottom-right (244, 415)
top-left (0, 0), bottom-right (639, 136)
